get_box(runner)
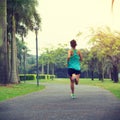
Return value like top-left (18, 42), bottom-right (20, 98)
top-left (67, 39), bottom-right (83, 99)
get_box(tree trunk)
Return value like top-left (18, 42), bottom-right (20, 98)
top-left (0, 0), bottom-right (9, 84)
top-left (52, 64), bottom-right (55, 75)
top-left (91, 70), bottom-right (94, 80)
top-left (41, 60), bottom-right (44, 74)
top-left (41, 64), bottom-right (44, 74)
top-left (113, 65), bottom-right (119, 83)
top-left (111, 70), bottom-right (114, 81)
top-left (10, 14), bottom-right (19, 83)
top-left (47, 61), bottom-right (49, 74)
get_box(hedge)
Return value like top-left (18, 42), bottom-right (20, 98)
top-left (19, 74), bottom-right (36, 81)
top-left (19, 74), bottom-right (56, 81)
top-left (38, 74), bottom-right (56, 80)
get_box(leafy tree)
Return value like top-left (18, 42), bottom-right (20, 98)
top-left (54, 47), bottom-right (67, 67)
top-left (38, 45), bottom-right (67, 76)
top-left (80, 49), bottom-right (89, 78)
top-left (90, 45), bottom-right (106, 81)
top-left (39, 53), bottom-right (46, 74)
top-left (16, 38), bottom-right (28, 74)
top-left (87, 48), bottom-right (98, 80)
top-left (90, 27), bottom-right (120, 82)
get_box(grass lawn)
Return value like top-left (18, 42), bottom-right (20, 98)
top-left (80, 79), bottom-right (120, 99)
top-left (0, 78), bottom-right (120, 101)
top-left (0, 83), bottom-right (45, 102)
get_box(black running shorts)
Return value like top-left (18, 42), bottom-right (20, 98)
top-left (68, 68), bottom-right (81, 77)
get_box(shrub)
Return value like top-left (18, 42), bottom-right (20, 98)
top-left (38, 74), bottom-right (56, 80)
top-left (38, 74), bottom-right (47, 80)
top-left (19, 74), bottom-right (36, 81)
top-left (47, 74), bottom-right (56, 80)
top-left (19, 74), bottom-right (56, 81)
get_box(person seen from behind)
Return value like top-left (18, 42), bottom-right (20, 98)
top-left (67, 39), bottom-right (83, 99)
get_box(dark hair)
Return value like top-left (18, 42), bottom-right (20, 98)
top-left (70, 39), bottom-right (77, 48)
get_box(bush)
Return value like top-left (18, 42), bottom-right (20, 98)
top-left (38, 74), bottom-right (56, 80)
top-left (19, 74), bottom-right (56, 81)
top-left (47, 74), bottom-right (56, 80)
top-left (19, 74), bottom-right (36, 81)
top-left (38, 74), bottom-right (47, 80)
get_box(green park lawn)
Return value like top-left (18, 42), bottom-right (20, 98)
top-left (81, 79), bottom-right (120, 99)
top-left (0, 83), bottom-right (45, 102)
top-left (0, 78), bottom-right (120, 101)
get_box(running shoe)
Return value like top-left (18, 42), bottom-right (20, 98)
top-left (71, 94), bottom-right (76, 99)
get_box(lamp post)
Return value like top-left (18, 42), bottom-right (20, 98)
top-left (34, 25), bottom-right (39, 86)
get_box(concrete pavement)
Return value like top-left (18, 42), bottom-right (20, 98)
top-left (0, 83), bottom-right (120, 120)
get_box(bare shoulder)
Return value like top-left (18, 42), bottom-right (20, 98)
top-left (68, 49), bottom-right (71, 54)
top-left (68, 49), bottom-right (71, 52)
top-left (68, 49), bottom-right (73, 56)
top-left (77, 49), bottom-right (83, 61)
top-left (68, 49), bottom-right (73, 53)
top-left (77, 49), bottom-right (81, 54)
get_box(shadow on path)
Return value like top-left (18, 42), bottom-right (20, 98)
top-left (0, 83), bottom-right (120, 120)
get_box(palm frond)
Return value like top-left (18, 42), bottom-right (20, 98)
top-left (111, 0), bottom-right (115, 12)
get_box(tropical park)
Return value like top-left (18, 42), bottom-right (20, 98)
top-left (0, 0), bottom-right (120, 120)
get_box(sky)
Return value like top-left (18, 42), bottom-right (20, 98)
top-left (25, 0), bottom-right (120, 55)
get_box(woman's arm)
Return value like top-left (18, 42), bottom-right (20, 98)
top-left (78, 50), bottom-right (83, 61)
top-left (67, 50), bottom-right (71, 62)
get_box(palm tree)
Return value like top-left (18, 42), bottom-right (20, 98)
top-left (90, 27), bottom-right (120, 82)
top-left (7, 0), bottom-right (41, 83)
top-left (0, 0), bottom-right (9, 84)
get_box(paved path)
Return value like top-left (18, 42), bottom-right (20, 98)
top-left (0, 83), bottom-right (120, 120)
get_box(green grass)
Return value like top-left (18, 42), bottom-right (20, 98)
top-left (80, 79), bottom-right (120, 99)
top-left (0, 83), bottom-right (45, 102)
top-left (0, 78), bottom-right (120, 102)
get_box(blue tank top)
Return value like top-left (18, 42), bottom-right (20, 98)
top-left (68, 49), bottom-right (81, 70)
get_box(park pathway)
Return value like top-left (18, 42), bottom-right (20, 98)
top-left (0, 83), bottom-right (120, 120)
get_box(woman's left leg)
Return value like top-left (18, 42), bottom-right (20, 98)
top-left (75, 74), bottom-right (80, 85)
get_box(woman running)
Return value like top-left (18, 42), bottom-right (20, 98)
top-left (67, 39), bottom-right (83, 99)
